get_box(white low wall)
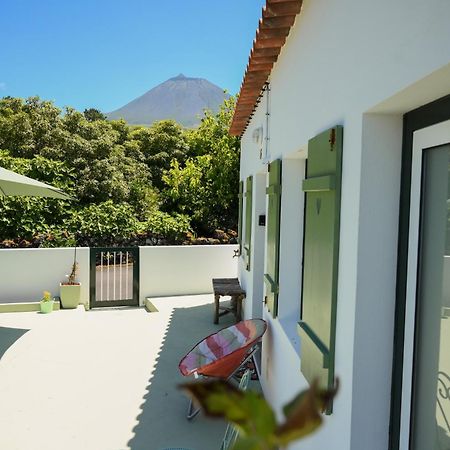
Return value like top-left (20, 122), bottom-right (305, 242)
top-left (139, 245), bottom-right (238, 303)
top-left (0, 247), bottom-right (90, 305)
top-left (0, 245), bottom-right (238, 308)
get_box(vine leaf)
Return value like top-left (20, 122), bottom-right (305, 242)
top-left (275, 379), bottom-right (339, 446)
top-left (180, 377), bottom-right (338, 450)
top-left (181, 379), bottom-right (276, 438)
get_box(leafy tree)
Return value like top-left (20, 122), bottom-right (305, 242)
top-left (132, 120), bottom-right (189, 189)
top-left (0, 97), bottom-right (37, 157)
top-left (83, 108), bottom-right (107, 122)
top-left (23, 97), bottom-right (62, 154)
top-left (110, 119), bottom-right (132, 145)
top-left (40, 106), bottom-right (153, 206)
top-left (143, 210), bottom-right (192, 244)
top-left (163, 156), bottom-right (211, 229)
top-left (187, 96), bottom-right (239, 157)
top-left (162, 97), bottom-right (240, 233)
top-left (0, 151), bottom-right (75, 240)
top-left (0, 94), bottom-right (240, 247)
top-left (70, 201), bottom-right (140, 241)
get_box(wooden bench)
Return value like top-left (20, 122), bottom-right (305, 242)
top-left (212, 278), bottom-right (246, 324)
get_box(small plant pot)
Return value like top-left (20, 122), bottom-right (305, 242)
top-left (60, 283), bottom-right (81, 309)
top-left (40, 300), bottom-right (54, 314)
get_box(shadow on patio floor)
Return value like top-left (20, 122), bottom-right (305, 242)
top-left (127, 299), bottom-right (236, 450)
top-left (0, 326), bottom-right (29, 360)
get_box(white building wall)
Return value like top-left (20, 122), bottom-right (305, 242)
top-left (0, 247), bottom-right (90, 306)
top-left (0, 245), bottom-right (238, 309)
top-left (277, 157), bottom-right (305, 340)
top-left (139, 244), bottom-right (238, 303)
top-left (268, 0), bottom-right (450, 159)
top-left (350, 114), bottom-right (403, 449)
top-left (243, 172), bottom-right (266, 320)
top-left (238, 0), bottom-right (450, 449)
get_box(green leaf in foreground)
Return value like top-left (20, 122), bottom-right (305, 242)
top-left (181, 379), bottom-right (276, 438)
top-left (275, 379), bottom-right (338, 446)
top-left (181, 378), bottom-right (338, 450)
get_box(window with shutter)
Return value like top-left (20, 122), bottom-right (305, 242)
top-left (298, 126), bottom-right (343, 414)
top-left (237, 181), bottom-right (244, 256)
top-left (264, 159), bottom-right (282, 316)
top-left (244, 176), bottom-right (253, 271)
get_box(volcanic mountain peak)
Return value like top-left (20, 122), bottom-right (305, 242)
top-left (107, 75), bottom-right (228, 127)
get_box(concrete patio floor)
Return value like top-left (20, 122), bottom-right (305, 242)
top-left (0, 295), bottom-right (239, 450)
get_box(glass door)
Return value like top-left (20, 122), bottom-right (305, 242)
top-left (410, 144), bottom-right (450, 449)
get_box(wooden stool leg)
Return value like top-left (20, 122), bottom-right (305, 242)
top-left (236, 295), bottom-right (243, 322)
top-left (214, 294), bottom-right (220, 324)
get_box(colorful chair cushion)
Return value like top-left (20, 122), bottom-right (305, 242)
top-left (179, 319), bottom-right (266, 379)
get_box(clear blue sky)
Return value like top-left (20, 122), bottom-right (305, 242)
top-left (0, 0), bottom-right (265, 112)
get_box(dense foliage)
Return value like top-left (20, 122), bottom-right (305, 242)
top-left (0, 95), bottom-right (240, 247)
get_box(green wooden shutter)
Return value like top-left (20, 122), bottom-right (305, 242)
top-left (244, 176), bottom-right (253, 271)
top-left (238, 181), bottom-right (244, 255)
top-left (298, 126), bottom-right (343, 413)
top-left (265, 159), bottom-right (282, 316)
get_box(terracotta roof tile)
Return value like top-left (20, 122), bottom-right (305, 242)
top-left (229, 0), bottom-right (303, 136)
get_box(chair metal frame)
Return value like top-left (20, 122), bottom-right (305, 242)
top-left (220, 368), bottom-right (252, 450)
top-left (161, 370), bottom-right (252, 450)
top-left (186, 344), bottom-right (260, 420)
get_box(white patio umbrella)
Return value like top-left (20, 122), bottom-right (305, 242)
top-left (0, 167), bottom-right (71, 199)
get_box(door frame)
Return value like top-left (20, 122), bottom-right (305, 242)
top-left (390, 94), bottom-right (450, 449)
top-left (89, 247), bottom-right (139, 308)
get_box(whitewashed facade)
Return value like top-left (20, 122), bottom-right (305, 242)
top-left (236, 0), bottom-right (450, 449)
top-left (0, 245), bottom-right (238, 308)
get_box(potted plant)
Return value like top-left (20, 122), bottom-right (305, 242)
top-left (40, 291), bottom-right (54, 314)
top-left (60, 247), bottom-right (81, 309)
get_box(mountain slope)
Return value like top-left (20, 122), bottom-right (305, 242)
top-left (107, 74), bottom-right (228, 127)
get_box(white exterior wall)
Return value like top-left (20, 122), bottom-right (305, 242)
top-left (0, 245), bottom-right (238, 308)
top-left (0, 247), bottom-right (90, 306)
top-left (238, 0), bottom-right (450, 449)
top-left (139, 245), bottom-right (238, 304)
top-left (240, 172), bottom-right (266, 320)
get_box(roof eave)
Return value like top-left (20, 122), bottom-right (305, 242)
top-left (230, 0), bottom-right (303, 137)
